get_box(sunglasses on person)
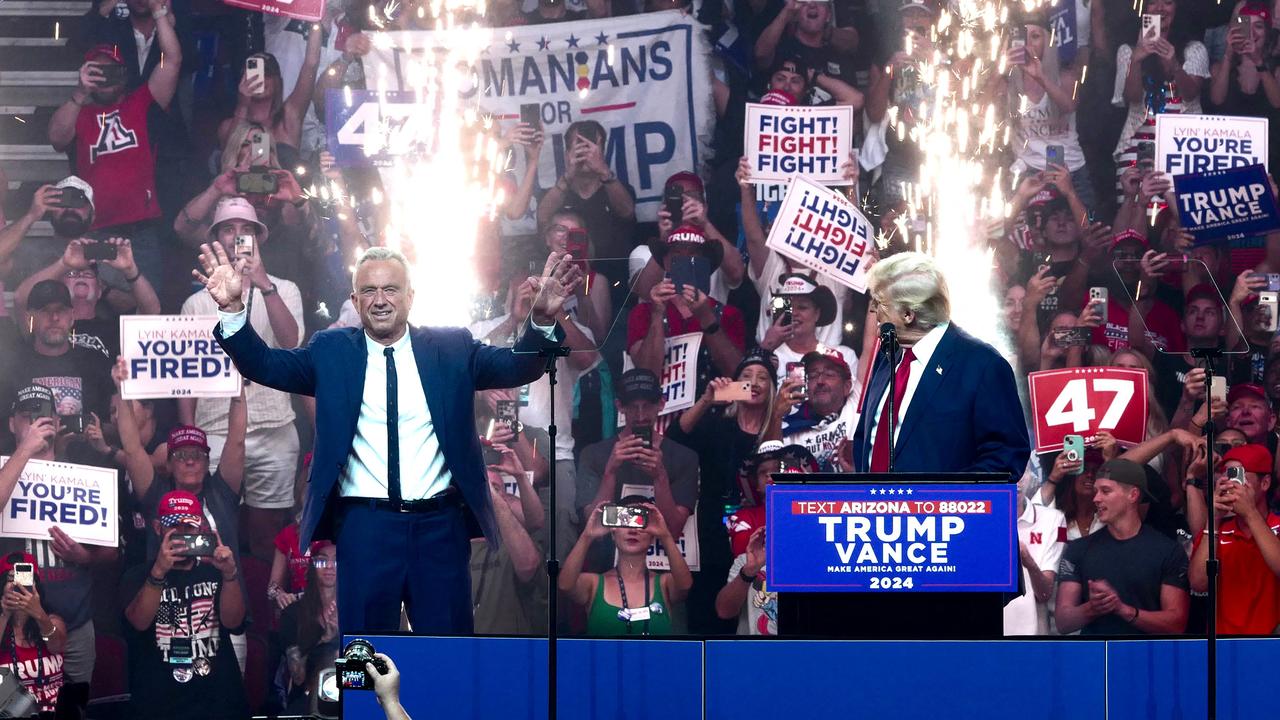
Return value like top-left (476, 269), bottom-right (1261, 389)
top-left (171, 449), bottom-right (209, 462)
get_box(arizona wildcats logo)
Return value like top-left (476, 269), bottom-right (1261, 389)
top-left (90, 110), bottom-right (138, 162)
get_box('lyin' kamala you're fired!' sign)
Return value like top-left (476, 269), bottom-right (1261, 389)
top-left (765, 483), bottom-right (1017, 592)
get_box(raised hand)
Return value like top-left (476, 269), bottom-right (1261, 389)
top-left (529, 250), bottom-right (583, 325)
top-left (192, 242), bottom-right (246, 312)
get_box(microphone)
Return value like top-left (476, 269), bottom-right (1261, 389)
top-left (879, 322), bottom-right (897, 343)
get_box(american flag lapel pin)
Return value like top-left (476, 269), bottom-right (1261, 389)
top-left (935, 366), bottom-right (943, 375)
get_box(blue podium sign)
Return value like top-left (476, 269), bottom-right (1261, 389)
top-left (766, 482), bottom-right (1018, 592)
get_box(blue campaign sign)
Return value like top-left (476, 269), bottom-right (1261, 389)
top-left (765, 482), bottom-right (1018, 592)
top-left (325, 89), bottom-right (432, 168)
top-left (1175, 163), bottom-right (1280, 244)
top-left (1049, 0), bottom-right (1077, 67)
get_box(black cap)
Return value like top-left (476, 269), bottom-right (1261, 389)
top-left (617, 369), bottom-right (662, 403)
top-left (11, 384), bottom-right (54, 415)
top-left (27, 280), bottom-right (71, 311)
top-left (1098, 459), bottom-right (1155, 502)
top-left (735, 347), bottom-right (777, 385)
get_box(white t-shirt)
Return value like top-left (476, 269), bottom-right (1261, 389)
top-left (1012, 91), bottom-right (1086, 173)
top-left (1003, 501), bottom-right (1067, 636)
top-left (727, 553), bottom-right (775, 635)
top-left (1110, 41), bottom-right (1210, 158)
top-left (264, 15), bottom-right (353, 153)
top-left (750, 250), bottom-right (847, 348)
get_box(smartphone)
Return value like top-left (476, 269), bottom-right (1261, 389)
top-left (234, 233), bottom-right (254, 258)
top-left (248, 131), bottom-right (271, 167)
top-left (97, 62), bottom-right (126, 87)
top-left (82, 242), bottom-right (117, 262)
top-left (601, 504), bottom-right (649, 528)
top-left (1062, 434), bottom-right (1085, 474)
top-left (1009, 25), bottom-right (1027, 63)
top-left (715, 381), bottom-right (754, 402)
top-left (1211, 376), bottom-right (1227, 405)
top-left (669, 256), bottom-right (711, 296)
top-left (1089, 287), bottom-right (1108, 318)
top-left (1226, 465), bottom-right (1247, 486)
top-left (53, 186), bottom-right (89, 209)
top-left (173, 533), bottom-right (217, 558)
top-left (1052, 326), bottom-right (1090, 347)
top-left (1267, 273), bottom-right (1280, 292)
top-left (496, 399), bottom-right (518, 428)
top-left (59, 413), bottom-right (84, 434)
top-left (663, 185), bottom-right (685, 226)
top-left (633, 425), bottom-right (653, 448)
top-left (1260, 291), bottom-right (1278, 332)
top-left (519, 103), bottom-right (541, 130)
top-left (1046, 144), bottom-right (1065, 169)
top-left (771, 295), bottom-right (793, 326)
top-left (1141, 13), bottom-right (1161, 42)
top-left (11, 563), bottom-right (33, 588)
top-left (246, 57), bottom-right (266, 96)
top-left (236, 170), bottom-right (279, 195)
top-left (785, 361), bottom-right (807, 398)
top-left (1136, 141), bottom-right (1156, 171)
top-left (564, 228), bottom-right (590, 267)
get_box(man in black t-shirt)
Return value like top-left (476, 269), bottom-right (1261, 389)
top-left (1055, 459), bottom-right (1190, 635)
top-left (121, 490), bottom-right (247, 720)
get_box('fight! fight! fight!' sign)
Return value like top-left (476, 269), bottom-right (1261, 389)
top-left (765, 177), bottom-right (872, 292)
top-left (744, 104), bottom-right (854, 185)
top-left (766, 483), bottom-right (1017, 592)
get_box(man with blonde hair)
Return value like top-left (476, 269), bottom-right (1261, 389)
top-left (850, 251), bottom-right (1029, 478)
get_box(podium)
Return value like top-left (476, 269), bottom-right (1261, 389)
top-left (769, 473), bottom-right (1017, 640)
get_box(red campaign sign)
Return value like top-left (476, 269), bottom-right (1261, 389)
top-left (1028, 367), bottom-right (1148, 453)
top-left (221, 0), bottom-right (321, 22)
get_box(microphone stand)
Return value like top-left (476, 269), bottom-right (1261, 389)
top-left (1190, 345), bottom-right (1222, 720)
top-left (880, 323), bottom-right (900, 472)
top-left (538, 344), bottom-right (570, 720)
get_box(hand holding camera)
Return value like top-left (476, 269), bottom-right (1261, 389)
top-left (61, 240), bottom-right (92, 272)
top-left (25, 185), bottom-right (62, 221)
top-left (152, 528), bottom-right (186, 576)
top-left (1049, 450), bottom-right (1083, 484)
top-left (649, 278), bottom-right (678, 310)
top-left (637, 501), bottom-right (670, 541)
top-left (77, 62), bottom-right (107, 94)
top-left (1, 582), bottom-right (42, 617)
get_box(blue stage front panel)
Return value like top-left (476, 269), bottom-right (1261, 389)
top-left (705, 640), bottom-right (1106, 720)
top-left (340, 635), bottom-right (703, 720)
top-left (1106, 638), bottom-right (1278, 719)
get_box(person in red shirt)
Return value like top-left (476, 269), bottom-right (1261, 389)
top-left (46, 0), bottom-right (180, 287)
top-left (1189, 443), bottom-right (1280, 634)
top-left (1090, 229), bottom-right (1186, 353)
top-left (627, 225), bottom-right (745, 397)
top-left (0, 553), bottom-right (66, 717)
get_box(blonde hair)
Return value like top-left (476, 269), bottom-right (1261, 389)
top-left (867, 252), bottom-right (951, 331)
top-left (221, 122), bottom-right (277, 173)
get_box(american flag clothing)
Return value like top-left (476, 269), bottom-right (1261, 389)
top-left (153, 577), bottom-right (221, 663)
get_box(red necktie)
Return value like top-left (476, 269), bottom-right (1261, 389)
top-left (870, 347), bottom-right (915, 472)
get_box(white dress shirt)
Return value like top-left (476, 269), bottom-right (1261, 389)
top-left (865, 322), bottom-right (949, 467)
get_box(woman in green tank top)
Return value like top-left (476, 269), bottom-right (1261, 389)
top-left (559, 496), bottom-right (693, 636)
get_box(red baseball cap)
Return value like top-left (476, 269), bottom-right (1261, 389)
top-left (0, 553), bottom-right (39, 581)
top-left (1227, 383), bottom-right (1269, 406)
top-left (167, 425), bottom-right (210, 455)
top-left (157, 490), bottom-right (204, 528)
top-left (1223, 443), bottom-right (1272, 474)
top-left (84, 44), bottom-right (124, 65)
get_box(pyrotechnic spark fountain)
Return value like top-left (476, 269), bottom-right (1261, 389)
top-left (887, 0), bottom-right (1059, 353)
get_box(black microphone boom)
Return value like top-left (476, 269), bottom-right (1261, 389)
top-left (879, 322), bottom-right (897, 341)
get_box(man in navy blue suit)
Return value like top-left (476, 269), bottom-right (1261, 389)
top-left (851, 252), bottom-right (1030, 478)
top-left (196, 243), bottom-right (580, 634)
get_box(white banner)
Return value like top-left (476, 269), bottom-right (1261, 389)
top-left (0, 457), bottom-right (118, 547)
top-left (764, 177), bottom-right (873, 293)
top-left (363, 10), bottom-right (715, 225)
top-left (744, 103), bottom-right (854, 185)
top-left (120, 315), bottom-right (242, 400)
top-left (619, 483), bottom-right (699, 572)
top-left (1155, 114), bottom-right (1269, 176)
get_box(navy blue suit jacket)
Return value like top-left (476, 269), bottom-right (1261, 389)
top-left (851, 324), bottom-right (1030, 479)
top-left (215, 320), bottom-right (560, 548)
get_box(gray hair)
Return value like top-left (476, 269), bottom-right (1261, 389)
top-left (352, 246), bottom-right (412, 290)
top-left (867, 251), bottom-right (951, 331)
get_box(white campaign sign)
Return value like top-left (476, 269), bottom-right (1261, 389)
top-left (362, 10), bottom-right (715, 224)
top-left (1155, 114), bottom-right (1269, 176)
top-left (0, 457), bottom-right (118, 547)
top-left (764, 177), bottom-right (872, 292)
top-left (744, 103), bottom-right (855, 185)
top-left (120, 315), bottom-right (242, 400)
top-left (621, 331), bottom-right (703, 418)
top-left (619, 483), bottom-right (699, 572)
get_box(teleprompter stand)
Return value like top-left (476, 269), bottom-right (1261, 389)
top-left (539, 345), bottom-right (570, 720)
top-left (774, 473), bottom-right (1010, 640)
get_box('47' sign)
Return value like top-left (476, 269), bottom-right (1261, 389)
top-left (325, 90), bottom-right (436, 168)
top-left (1028, 367), bottom-right (1148, 453)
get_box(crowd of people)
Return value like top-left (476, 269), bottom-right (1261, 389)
top-left (0, 0), bottom-right (1279, 714)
